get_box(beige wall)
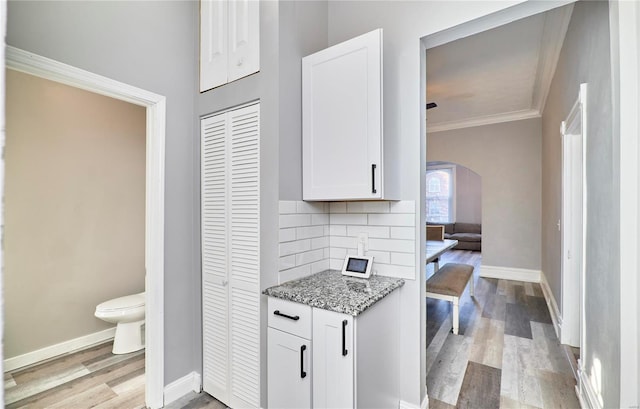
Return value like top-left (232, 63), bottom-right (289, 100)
top-left (427, 118), bottom-right (542, 270)
top-left (4, 69), bottom-right (146, 359)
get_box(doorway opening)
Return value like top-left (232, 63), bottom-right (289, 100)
top-left (4, 47), bottom-right (166, 409)
top-left (560, 83), bottom-right (587, 374)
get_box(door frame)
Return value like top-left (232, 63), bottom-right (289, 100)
top-left (5, 46), bottom-right (166, 409)
top-left (560, 83), bottom-right (587, 348)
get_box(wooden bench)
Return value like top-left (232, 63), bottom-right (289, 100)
top-left (426, 263), bottom-right (474, 335)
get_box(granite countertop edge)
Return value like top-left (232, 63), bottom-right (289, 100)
top-left (262, 270), bottom-right (405, 317)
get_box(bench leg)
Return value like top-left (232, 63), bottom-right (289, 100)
top-left (433, 257), bottom-right (439, 272)
top-left (469, 274), bottom-right (475, 297)
top-left (452, 297), bottom-right (459, 335)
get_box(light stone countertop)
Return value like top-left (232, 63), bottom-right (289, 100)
top-left (262, 270), bottom-right (405, 316)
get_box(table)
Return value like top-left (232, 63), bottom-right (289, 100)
top-left (426, 239), bottom-right (458, 271)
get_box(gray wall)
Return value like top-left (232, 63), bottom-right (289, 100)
top-left (541, 1), bottom-right (619, 406)
top-left (428, 118), bottom-right (542, 271)
top-left (455, 164), bottom-right (481, 224)
top-left (5, 70), bottom-right (145, 358)
top-left (7, 0), bottom-right (199, 385)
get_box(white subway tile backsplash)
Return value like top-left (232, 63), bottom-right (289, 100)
top-left (297, 225), bottom-right (325, 240)
top-left (280, 214), bottom-right (312, 229)
top-left (279, 200), bottom-right (298, 214)
top-left (365, 250), bottom-right (391, 264)
top-left (297, 201), bottom-right (328, 214)
top-left (389, 200), bottom-right (415, 213)
top-left (372, 263), bottom-right (415, 279)
top-left (390, 252), bottom-right (416, 267)
top-left (346, 225), bottom-right (390, 239)
top-left (279, 227), bottom-right (296, 243)
top-left (330, 213), bottom-right (367, 225)
top-left (279, 199), bottom-right (416, 282)
top-left (390, 226), bottom-right (414, 240)
top-left (280, 264), bottom-right (311, 284)
top-left (311, 236), bottom-right (330, 250)
top-left (346, 201), bottom-right (390, 213)
top-left (330, 247), bottom-right (348, 260)
top-left (329, 258), bottom-right (344, 270)
top-left (311, 213), bottom-right (329, 225)
top-left (311, 259), bottom-right (330, 274)
top-left (280, 239), bottom-right (311, 257)
top-left (296, 249), bottom-right (325, 266)
top-left (329, 202), bottom-right (347, 213)
top-left (331, 236), bottom-right (358, 249)
top-left (369, 238), bottom-right (414, 253)
top-left (279, 255), bottom-right (296, 271)
top-left (368, 213), bottom-right (415, 227)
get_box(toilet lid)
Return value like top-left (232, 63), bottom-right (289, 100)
top-left (96, 293), bottom-right (145, 312)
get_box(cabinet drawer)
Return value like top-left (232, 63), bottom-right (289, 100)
top-left (268, 298), bottom-right (312, 339)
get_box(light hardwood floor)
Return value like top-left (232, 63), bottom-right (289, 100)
top-left (426, 250), bottom-right (580, 409)
top-left (4, 341), bottom-right (226, 409)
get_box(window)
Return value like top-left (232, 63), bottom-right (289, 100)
top-left (426, 165), bottom-right (455, 223)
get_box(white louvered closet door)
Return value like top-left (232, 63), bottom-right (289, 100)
top-left (201, 103), bottom-right (260, 409)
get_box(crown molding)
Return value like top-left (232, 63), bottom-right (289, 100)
top-left (532, 4), bottom-right (574, 114)
top-left (427, 109), bottom-right (540, 133)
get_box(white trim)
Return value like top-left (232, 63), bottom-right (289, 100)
top-left (540, 271), bottom-right (562, 338)
top-left (427, 109), bottom-right (540, 133)
top-left (611, 1), bottom-right (640, 406)
top-left (479, 265), bottom-right (541, 283)
top-left (6, 46), bottom-right (166, 409)
top-left (3, 328), bottom-right (116, 372)
top-left (163, 371), bottom-right (202, 406)
top-left (398, 398), bottom-right (428, 409)
top-left (577, 368), bottom-right (603, 409)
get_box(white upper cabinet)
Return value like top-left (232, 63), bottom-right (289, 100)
top-left (302, 28), bottom-right (398, 201)
top-left (200, 0), bottom-right (259, 92)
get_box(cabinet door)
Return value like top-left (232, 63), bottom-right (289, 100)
top-left (312, 309), bottom-right (354, 408)
top-left (228, 0), bottom-right (260, 82)
top-left (268, 328), bottom-right (312, 409)
top-left (302, 29), bottom-right (382, 201)
top-left (200, 0), bottom-right (228, 91)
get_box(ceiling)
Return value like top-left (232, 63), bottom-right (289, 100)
top-left (426, 5), bottom-right (574, 133)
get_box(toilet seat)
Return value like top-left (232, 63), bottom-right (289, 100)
top-left (96, 293), bottom-right (145, 313)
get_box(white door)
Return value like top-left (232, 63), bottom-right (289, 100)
top-left (227, 0), bottom-right (260, 83)
top-left (302, 29), bottom-right (382, 201)
top-left (267, 328), bottom-right (312, 409)
top-left (312, 308), bottom-right (354, 408)
top-left (200, 0), bottom-right (228, 91)
top-left (201, 103), bottom-right (260, 408)
top-left (561, 84), bottom-right (587, 348)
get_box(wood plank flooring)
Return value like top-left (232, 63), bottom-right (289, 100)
top-left (426, 250), bottom-right (580, 409)
top-left (4, 341), bottom-right (146, 408)
top-left (3, 340), bottom-right (227, 408)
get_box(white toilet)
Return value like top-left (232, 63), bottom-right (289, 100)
top-left (95, 292), bottom-right (145, 354)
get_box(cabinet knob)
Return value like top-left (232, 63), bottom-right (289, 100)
top-left (237, 58), bottom-right (244, 67)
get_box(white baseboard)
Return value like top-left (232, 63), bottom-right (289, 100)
top-left (540, 271), bottom-right (563, 338)
top-left (480, 264), bottom-right (541, 283)
top-left (398, 396), bottom-right (429, 409)
top-left (164, 371), bottom-right (202, 406)
top-left (578, 368), bottom-right (603, 409)
top-left (3, 327), bottom-right (116, 372)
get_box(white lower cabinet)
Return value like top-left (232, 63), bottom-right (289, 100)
top-left (267, 290), bottom-right (400, 409)
top-left (312, 309), bottom-right (354, 408)
top-left (267, 328), bottom-right (312, 409)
